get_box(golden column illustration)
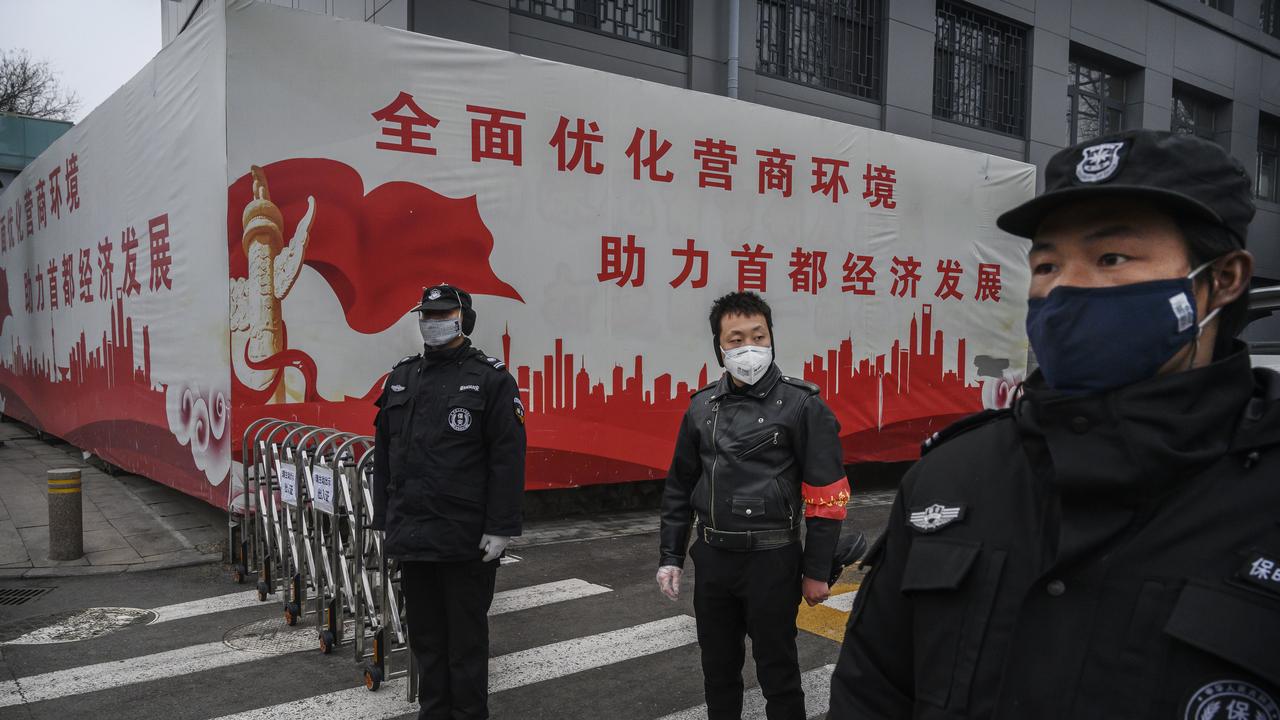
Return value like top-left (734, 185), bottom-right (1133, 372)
top-left (230, 166), bottom-right (315, 404)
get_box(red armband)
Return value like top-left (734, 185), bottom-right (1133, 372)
top-left (802, 476), bottom-right (851, 520)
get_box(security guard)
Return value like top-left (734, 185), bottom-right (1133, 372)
top-left (660, 291), bottom-right (851, 720)
top-left (829, 130), bottom-right (1280, 719)
top-left (372, 283), bottom-right (526, 720)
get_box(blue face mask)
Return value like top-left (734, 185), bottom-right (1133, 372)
top-left (1026, 262), bottom-right (1221, 395)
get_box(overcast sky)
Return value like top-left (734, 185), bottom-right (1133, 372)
top-left (0, 0), bottom-right (161, 123)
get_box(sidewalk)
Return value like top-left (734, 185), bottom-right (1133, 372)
top-left (0, 419), bottom-right (224, 579)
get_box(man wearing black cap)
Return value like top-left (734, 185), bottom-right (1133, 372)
top-left (828, 130), bottom-right (1280, 719)
top-left (372, 284), bottom-right (526, 720)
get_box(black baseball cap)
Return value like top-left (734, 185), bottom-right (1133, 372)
top-left (413, 284), bottom-right (472, 312)
top-left (996, 129), bottom-right (1255, 246)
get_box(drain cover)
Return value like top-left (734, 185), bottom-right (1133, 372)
top-left (222, 616), bottom-right (354, 655)
top-left (0, 587), bottom-right (54, 606)
top-left (2, 607), bottom-right (153, 644)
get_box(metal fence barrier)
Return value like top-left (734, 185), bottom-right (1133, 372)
top-left (228, 419), bottom-right (415, 701)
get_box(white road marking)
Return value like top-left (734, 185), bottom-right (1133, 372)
top-left (0, 578), bottom-right (616, 706)
top-left (205, 615), bottom-right (700, 720)
top-left (822, 590), bottom-right (857, 613)
top-left (656, 664), bottom-right (835, 720)
top-left (150, 590), bottom-right (264, 624)
top-left (490, 578), bottom-right (610, 616)
top-left (0, 640), bottom-right (255, 707)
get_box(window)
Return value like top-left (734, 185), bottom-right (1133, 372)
top-left (757, 0), bottom-right (883, 100)
top-left (1171, 87), bottom-right (1218, 141)
top-left (1199, 0), bottom-right (1234, 14)
top-left (1263, 0), bottom-right (1280, 39)
top-left (1067, 57), bottom-right (1126, 145)
top-left (933, 1), bottom-right (1029, 136)
top-left (1259, 115), bottom-right (1280, 203)
top-left (511, 0), bottom-right (688, 52)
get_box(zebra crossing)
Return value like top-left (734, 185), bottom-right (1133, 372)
top-left (0, 572), bottom-right (850, 719)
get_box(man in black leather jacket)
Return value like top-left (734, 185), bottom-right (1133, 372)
top-left (829, 131), bottom-right (1280, 719)
top-left (372, 284), bottom-right (526, 720)
top-left (659, 291), bottom-right (850, 720)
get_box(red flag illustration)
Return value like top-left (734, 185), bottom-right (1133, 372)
top-left (227, 158), bottom-right (522, 335)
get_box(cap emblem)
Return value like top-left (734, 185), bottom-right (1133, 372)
top-left (428, 288), bottom-right (442, 300)
top-left (1076, 142), bottom-right (1125, 183)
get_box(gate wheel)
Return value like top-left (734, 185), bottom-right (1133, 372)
top-left (363, 664), bottom-right (383, 691)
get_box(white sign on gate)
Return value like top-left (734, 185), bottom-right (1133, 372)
top-left (278, 462), bottom-right (298, 507)
top-left (312, 465), bottom-right (335, 515)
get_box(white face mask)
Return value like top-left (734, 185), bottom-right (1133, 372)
top-left (420, 317), bottom-right (462, 348)
top-left (721, 345), bottom-right (773, 386)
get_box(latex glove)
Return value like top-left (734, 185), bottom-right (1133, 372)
top-left (479, 534), bottom-right (510, 562)
top-left (656, 565), bottom-right (683, 601)
top-left (802, 576), bottom-right (830, 607)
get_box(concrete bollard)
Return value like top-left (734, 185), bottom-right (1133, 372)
top-left (47, 468), bottom-right (84, 561)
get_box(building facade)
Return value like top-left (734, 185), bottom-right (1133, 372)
top-left (165, 0), bottom-right (1280, 340)
top-left (0, 112), bottom-right (72, 191)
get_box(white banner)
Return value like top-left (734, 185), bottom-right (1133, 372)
top-left (0, 0), bottom-right (1037, 503)
top-left (0, 8), bottom-right (231, 502)
top-left (223, 1), bottom-right (1034, 489)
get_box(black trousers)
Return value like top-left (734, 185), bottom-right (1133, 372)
top-left (690, 539), bottom-right (805, 720)
top-left (401, 559), bottom-right (499, 720)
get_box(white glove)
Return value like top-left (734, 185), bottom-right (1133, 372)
top-left (479, 534), bottom-right (510, 562)
top-left (656, 565), bottom-right (683, 601)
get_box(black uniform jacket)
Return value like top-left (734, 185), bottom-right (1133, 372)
top-left (829, 346), bottom-right (1280, 720)
top-left (372, 340), bottom-right (526, 562)
top-left (660, 363), bottom-right (848, 581)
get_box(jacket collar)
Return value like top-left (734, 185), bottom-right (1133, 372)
top-left (1013, 344), bottom-right (1258, 499)
top-left (422, 338), bottom-right (472, 368)
top-left (706, 363), bottom-right (783, 402)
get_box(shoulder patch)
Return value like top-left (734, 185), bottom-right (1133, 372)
top-left (468, 350), bottom-right (507, 371)
top-left (921, 408), bottom-right (1011, 456)
top-left (393, 354), bottom-right (421, 369)
top-left (779, 375), bottom-right (820, 395)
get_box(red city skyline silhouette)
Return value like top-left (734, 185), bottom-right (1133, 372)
top-left (501, 303), bottom-right (986, 484)
top-left (0, 297), bottom-right (217, 502)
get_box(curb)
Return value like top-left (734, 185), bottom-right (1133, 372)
top-left (0, 552), bottom-right (222, 579)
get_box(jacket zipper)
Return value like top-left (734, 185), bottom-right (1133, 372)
top-left (776, 476), bottom-right (794, 523)
top-left (736, 430), bottom-right (780, 461)
top-left (709, 403), bottom-right (720, 530)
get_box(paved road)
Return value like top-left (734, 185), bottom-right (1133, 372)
top-left (0, 498), bottom-right (892, 720)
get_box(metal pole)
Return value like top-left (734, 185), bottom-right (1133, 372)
top-left (727, 0), bottom-right (740, 99)
top-left (47, 468), bottom-right (83, 561)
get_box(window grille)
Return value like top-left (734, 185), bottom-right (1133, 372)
top-left (1171, 88), bottom-right (1218, 141)
top-left (511, 0), bottom-right (688, 51)
top-left (1258, 114), bottom-right (1280, 203)
top-left (1066, 58), bottom-right (1126, 145)
top-left (1262, 0), bottom-right (1280, 38)
top-left (757, 0), bottom-right (883, 100)
top-left (933, 1), bottom-right (1028, 136)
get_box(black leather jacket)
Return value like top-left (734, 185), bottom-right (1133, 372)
top-left (660, 363), bottom-right (847, 580)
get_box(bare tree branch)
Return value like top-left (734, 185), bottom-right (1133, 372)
top-left (0, 49), bottom-right (80, 121)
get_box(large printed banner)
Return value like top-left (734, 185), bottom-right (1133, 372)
top-left (224, 2), bottom-right (1035, 490)
top-left (0, 10), bottom-right (230, 503)
top-left (0, 1), bottom-right (1035, 504)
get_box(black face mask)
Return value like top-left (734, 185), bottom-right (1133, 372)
top-left (1026, 262), bottom-right (1219, 394)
